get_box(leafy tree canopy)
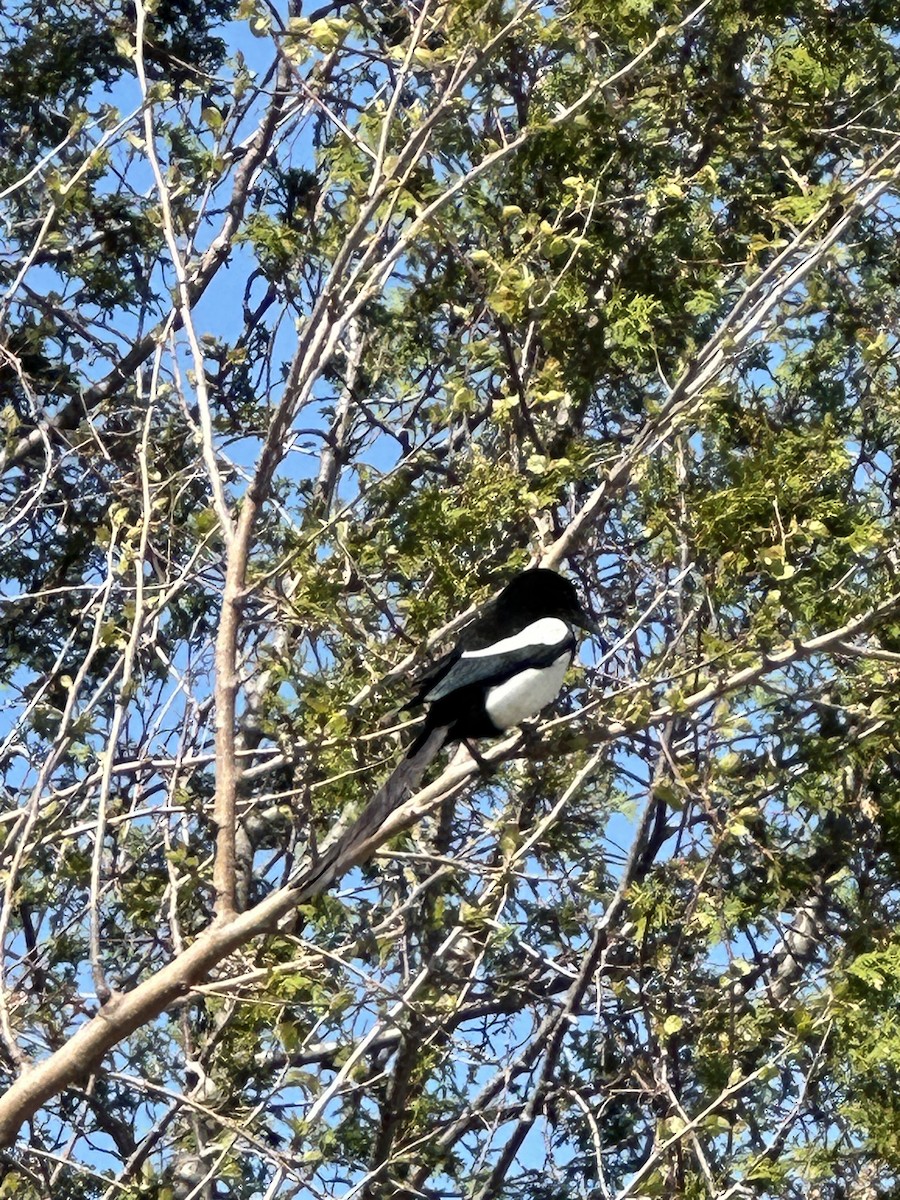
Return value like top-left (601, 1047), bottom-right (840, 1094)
top-left (2, 0), bottom-right (900, 1196)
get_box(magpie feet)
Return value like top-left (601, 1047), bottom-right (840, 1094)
top-left (517, 720), bottom-right (545, 756)
top-left (462, 739), bottom-right (498, 776)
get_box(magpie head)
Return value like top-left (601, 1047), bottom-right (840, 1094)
top-left (497, 568), bottom-right (601, 636)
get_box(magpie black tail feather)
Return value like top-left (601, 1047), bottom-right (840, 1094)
top-left (405, 720), bottom-right (449, 760)
top-left (291, 723), bottom-right (452, 905)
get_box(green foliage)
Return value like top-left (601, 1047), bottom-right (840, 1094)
top-left (832, 942), bottom-right (900, 1167)
top-left (5, 0), bottom-right (900, 1196)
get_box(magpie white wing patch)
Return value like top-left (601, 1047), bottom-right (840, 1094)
top-left (461, 617), bottom-right (571, 659)
top-left (484, 651), bottom-right (572, 730)
top-left (421, 617), bottom-right (575, 705)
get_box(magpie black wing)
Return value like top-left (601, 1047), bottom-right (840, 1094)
top-left (423, 635), bottom-right (573, 703)
top-left (406, 604), bottom-right (497, 706)
top-left (405, 646), bottom-right (462, 709)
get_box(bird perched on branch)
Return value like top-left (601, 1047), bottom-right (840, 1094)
top-left (405, 568), bottom-right (600, 756)
top-left (290, 568), bottom-right (599, 902)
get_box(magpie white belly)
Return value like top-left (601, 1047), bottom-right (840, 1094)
top-left (484, 652), bottom-right (572, 730)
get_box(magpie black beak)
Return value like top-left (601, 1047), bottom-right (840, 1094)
top-left (575, 611), bottom-right (609, 656)
top-left (571, 608), bottom-right (603, 638)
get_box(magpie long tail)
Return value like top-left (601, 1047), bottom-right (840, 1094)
top-left (290, 724), bottom-right (449, 902)
top-left (405, 720), bottom-right (449, 760)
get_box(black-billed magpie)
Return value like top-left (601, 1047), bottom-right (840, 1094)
top-left (288, 571), bottom-right (598, 903)
top-left (406, 568), bottom-right (598, 755)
